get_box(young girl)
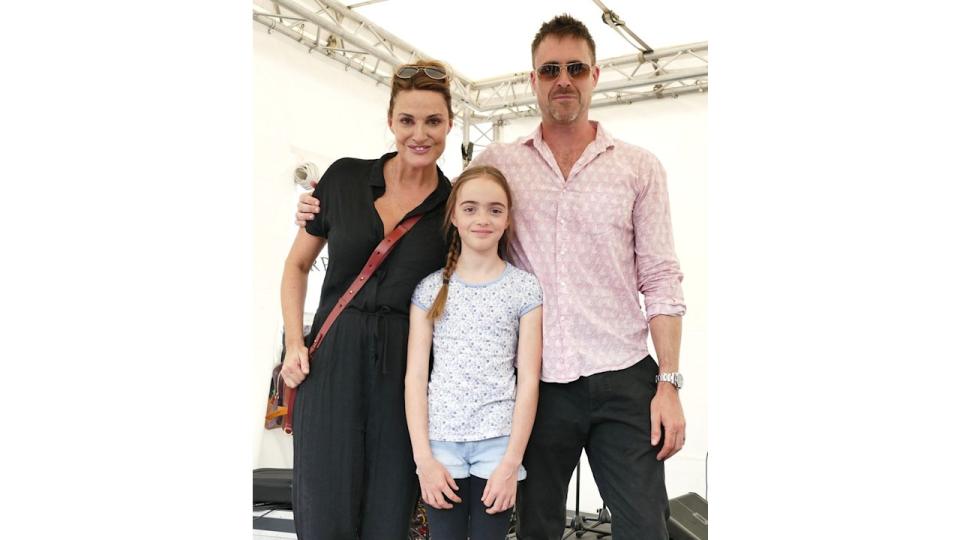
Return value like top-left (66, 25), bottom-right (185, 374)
top-left (405, 166), bottom-right (543, 540)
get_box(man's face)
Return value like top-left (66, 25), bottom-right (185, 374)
top-left (531, 35), bottom-right (599, 125)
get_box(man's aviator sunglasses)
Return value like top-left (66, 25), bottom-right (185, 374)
top-left (535, 62), bottom-right (592, 81)
top-left (395, 65), bottom-right (447, 80)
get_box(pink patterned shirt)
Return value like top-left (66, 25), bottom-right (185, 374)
top-left (470, 122), bottom-right (686, 383)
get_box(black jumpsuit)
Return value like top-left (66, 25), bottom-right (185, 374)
top-left (293, 152), bottom-right (451, 539)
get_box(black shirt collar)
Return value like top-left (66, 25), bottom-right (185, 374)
top-left (370, 151), bottom-right (451, 216)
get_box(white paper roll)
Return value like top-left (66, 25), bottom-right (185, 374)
top-left (293, 162), bottom-right (320, 189)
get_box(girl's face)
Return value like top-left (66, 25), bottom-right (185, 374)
top-left (450, 176), bottom-right (510, 255)
top-left (388, 89), bottom-right (452, 170)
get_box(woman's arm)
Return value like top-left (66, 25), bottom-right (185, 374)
top-left (405, 304), bottom-right (461, 509)
top-left (482, 305), bottom-right (543, 513)
top-left (278, 228), bottom-right (326, 388)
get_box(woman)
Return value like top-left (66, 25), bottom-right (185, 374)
top-left (279, 60), bottom-right (454, 539)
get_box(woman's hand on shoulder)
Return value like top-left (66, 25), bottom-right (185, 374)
top-left (416, 457), bottom-right (461, 509)
top-left (279, 341), bottom-right (310, 388)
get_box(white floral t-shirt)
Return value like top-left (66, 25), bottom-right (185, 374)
top-left (411, 262), bottom-right (542, 442)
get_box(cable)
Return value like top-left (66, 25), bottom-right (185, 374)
top-left (593, 0), bottom-right (655, 54)
top-left (253, 502), bottom-right (292, 521)
top-left (705, 451), bottom-right (708, 500)
top-left (253, 507), bottom-right (277, 521)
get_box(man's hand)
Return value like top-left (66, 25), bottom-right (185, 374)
top-left (416, 457), bottom-right (461, 510)
top-left (296, 180), bottom-right (320, 227)
top-left (651, 384), bottom-right (685, 460)
top-left (480, 460), bottom-right (519, 514)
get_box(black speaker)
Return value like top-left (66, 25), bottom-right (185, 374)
top-left (253, 468), bottom-right (293, 507)
top-left (667, 492), bottom-right (707, 540)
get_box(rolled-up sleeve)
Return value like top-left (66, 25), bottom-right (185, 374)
top-left (634, 156), bottom-right (686, 320)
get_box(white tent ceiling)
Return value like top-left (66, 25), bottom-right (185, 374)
top-left (329, 0), bottom-right (709, 80)
top-left (254, 0), bottom-right (707, 140)
top-left (255, 0), bottom-right (708, 77)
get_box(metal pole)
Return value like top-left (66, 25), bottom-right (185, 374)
top-left (253, 13), bottom-right (392, 86)
top-left (273, 0), bottom-right (401, 67)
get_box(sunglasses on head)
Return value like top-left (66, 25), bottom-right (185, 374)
top-left (535, 61), bottom-right (592, 81)
top-left (395, 65), bottom-right (447, 80)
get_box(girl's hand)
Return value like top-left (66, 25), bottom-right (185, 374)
top-left (481, 461), bottom-right (518, 514)
top-left (279, 342), bottom-right (310, 388)
top-left (417, 457), bottom-right (461, 509)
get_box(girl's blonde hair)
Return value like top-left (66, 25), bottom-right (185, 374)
top-left (426, 166), bottom-right (514, 320)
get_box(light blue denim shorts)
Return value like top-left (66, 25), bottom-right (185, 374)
top-left (429, 436), bottom-right (527, 480)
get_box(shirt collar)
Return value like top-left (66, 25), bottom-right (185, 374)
top-left (520, 120), bottom-right (616, 154)
top-left (370, 151), bottom-right (451, 215)
top-left (368, 151), bottom-right (394, 187)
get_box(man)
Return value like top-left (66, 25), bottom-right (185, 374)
top-left (298, 14), bottom-right (687, 539)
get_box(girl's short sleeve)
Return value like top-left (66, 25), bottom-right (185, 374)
top-left (518, 272), bottom-right (543, 317)
top-left (411, 272), bottom-right (441, 311)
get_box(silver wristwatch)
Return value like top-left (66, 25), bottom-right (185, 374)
top-left (655, 372), bottom-right (683, 390)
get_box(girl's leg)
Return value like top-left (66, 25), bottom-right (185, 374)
top-left (467, 475), bottom-right (513, 540)
top-left (424, 477), bottom-right (470, 540)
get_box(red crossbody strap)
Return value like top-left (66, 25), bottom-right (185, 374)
top-left (307, 213), bottom-right (424, 355)
top-left (281, 213), bottom-right (424, 434)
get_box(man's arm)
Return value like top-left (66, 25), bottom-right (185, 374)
top-left (649, 314), bottom-right (685, 460)
top-left (293, 147), bottom-right (500, 227)
top-left (632, 155), bottom-right (687, 460)
top-left (296, 181), bottom-right (320, 227)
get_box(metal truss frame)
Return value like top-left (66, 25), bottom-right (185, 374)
top-left (253, 0), bottom-right (707, 163)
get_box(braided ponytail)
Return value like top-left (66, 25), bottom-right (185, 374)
top-left (427, 233), bottom-right (460, 320)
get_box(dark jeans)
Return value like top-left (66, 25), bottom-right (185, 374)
top-left (425, 475), bottom-right (513, 540)
top-left (516, 356), bottom-right (669, 540)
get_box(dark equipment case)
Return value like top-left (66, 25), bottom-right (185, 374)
top-left (668, 492), bottom-right (708, 540)
top-left (253, 468), bottom-right (293, 507)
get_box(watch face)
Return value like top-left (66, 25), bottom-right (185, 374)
top-left (676, 374), bottom-right (684, 389)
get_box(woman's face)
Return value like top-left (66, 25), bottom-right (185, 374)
top-left (388, 89), bottom-right (452, 170)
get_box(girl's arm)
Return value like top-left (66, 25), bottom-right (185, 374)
top-left (405, 305), bottom-right (461, 509)
top-left (279, 228), bottom-right (326, 388)
top-left (482, 305), bottom-right (543, 514)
